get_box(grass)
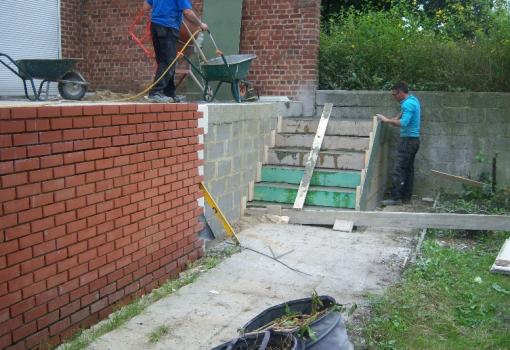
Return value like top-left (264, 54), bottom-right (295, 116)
top-left (362, 193), bottom-right (510, 349)
top-left (58, 246), bottom-right (240, 350)
top-left (148, 325), bottom-right (170, 343)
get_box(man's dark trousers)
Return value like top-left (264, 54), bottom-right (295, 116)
top-left (391, 137), bottom-right (420, 201)
top-left (150, 22), bottom-right (179, 97)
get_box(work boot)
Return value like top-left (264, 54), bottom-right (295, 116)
top-left (381, 199), bottom-right (402, 206)
top-left (148, 92), bottom-right (172, 103)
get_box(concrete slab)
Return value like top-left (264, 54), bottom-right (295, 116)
top-left (85, 222), bottom-right (415, 350)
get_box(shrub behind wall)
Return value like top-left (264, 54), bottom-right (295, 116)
top-left (319, 3), bottom-right (510, 92)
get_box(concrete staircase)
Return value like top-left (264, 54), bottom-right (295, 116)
top-left (248, 117), bottom-right (373, 210)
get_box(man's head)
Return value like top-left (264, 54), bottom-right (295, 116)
top-left (391, 81), bottom-right (409, 102)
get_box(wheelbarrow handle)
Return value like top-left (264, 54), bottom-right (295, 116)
top-left (0, 53), bottom-right (25, 79)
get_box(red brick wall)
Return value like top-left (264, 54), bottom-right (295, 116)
top-left (60, 0), bottom-right (320, 104)
top-left (61, 0), bottom-right (85, 72)
top-left (240, 0), bottom-right (320, 102)
top-left (0, 103), bottom-right (204, 349)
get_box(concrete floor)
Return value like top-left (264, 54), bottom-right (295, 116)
top-left (85, 220), bottom-right (416, 350)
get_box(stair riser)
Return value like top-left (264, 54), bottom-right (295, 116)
top-left (267, 150), bottom-right (365, 170)
top-left (281, 119), bottom-right (373, 136)
top-left (261, 166), bottom-right (360, 188)
top-left (275, 134), bottom-right (369, 151)
top-left (254, 185), bottom-right (356, 209)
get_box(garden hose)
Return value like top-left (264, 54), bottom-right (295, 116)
top-left (119, 29), bottom-right (201, 102)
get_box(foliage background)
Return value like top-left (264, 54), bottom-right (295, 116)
top-left (319, 0), bottom-right (510, 91)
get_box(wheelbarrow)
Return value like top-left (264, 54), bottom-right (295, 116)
top-left (0, 53), bottom-right (88, 101)
top-left (182, 53), bottom-right (256, 103)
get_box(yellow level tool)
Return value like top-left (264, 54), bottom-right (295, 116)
top-left (199, 182), bottom-right (240, 245)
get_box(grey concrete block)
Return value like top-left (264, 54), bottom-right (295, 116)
top-left (204, 161), bottom-right (217, 180)
top-left (208, 178), bottom-right (226, 197)
top-left (225, 139), bottom-right (241, 156)
top-left (218, 193), bottom-right (234, 214)
top-left (217, 123), bottom-right (233, 141)
top-left (206, 141), bottom-right (225, 160)
top-left (217, 159), bottom-right (232, 178)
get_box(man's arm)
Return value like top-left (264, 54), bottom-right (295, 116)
top-left (376, 112), bottom-right (402, 127)
top-left (183, 9), bottom-right (208, 31)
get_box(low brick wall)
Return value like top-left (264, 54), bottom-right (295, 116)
top-left (317, 90), bottom-right (510, 196)
top-left (200, 103), bottom-right (277, 238)
top-left (0, 103), bottom-right (203, 349)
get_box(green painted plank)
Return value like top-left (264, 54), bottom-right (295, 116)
top-left (254, 184), bottom-right (356, 209)
top-left (261, 166), bottom-right (361, 188)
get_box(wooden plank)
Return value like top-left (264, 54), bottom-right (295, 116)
top-left (333, 220), bottom-right (354, 232)
top-left (491, 239), bottom-right (510, 275)
top-left (245, 208), bottom-right (510, 231)
top-left (293, 103), bottom-right (333, 209)
top-left (431, 170), bottom-right (484, 188)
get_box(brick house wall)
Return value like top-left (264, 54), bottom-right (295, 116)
top-left (0, 104), bottom-right (204, 349)
top-left (60, 0), bottom-right (320, 108)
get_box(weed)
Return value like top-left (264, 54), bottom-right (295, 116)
top-left (148, 325), bottom-right (170, 344)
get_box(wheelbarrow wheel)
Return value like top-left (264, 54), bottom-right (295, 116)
top-left (231, 80), bottom-right (248, 103)
top-left (58, 71), bottom-right (87, 100)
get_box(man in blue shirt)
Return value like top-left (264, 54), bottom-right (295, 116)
top-left (377, 82), bottom-right (421, 206)
top-left (143, 0), bottom-right (207, 102)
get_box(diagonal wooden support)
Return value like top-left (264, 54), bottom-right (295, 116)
top-left (293, 103), bottom-right (333, 209)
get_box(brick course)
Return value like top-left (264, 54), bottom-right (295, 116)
top-left (0, 103), bottom-right (204, 349)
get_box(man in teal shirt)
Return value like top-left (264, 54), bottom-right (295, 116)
top-left (143, 0), bottom-right (207, 102)
top-left (378, 82), bottom-right (421, 205)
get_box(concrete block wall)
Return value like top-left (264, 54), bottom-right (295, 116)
top-left (317, 90), bottom-right (510, 196)
top-left (0, 103), bottom-right (204, 349)
top-left (201, 103), bottom-right (277, 238)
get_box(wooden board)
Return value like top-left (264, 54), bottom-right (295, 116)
top-left (333, 220), bottom-right (354, 232)
top-left (244, 208), bottom-right (510, 231)
top-left (431, 170), bottom-right (484, 188)
top-left (491, 239), bottom-right (510, 275)
top-left (293, 103), bottom-right (332, 209)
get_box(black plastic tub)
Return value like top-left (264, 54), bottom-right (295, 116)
top-left (211, 331), bottom-right (302, 350)
top-left (242, 296), bottom-right (353, 350)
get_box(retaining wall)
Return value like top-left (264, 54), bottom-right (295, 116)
top-left (200, 103), bottom-right (277, 238)
top-left (317, 90), bottom-right (510, 196)
top-left (0, 103), bottom-right (203, 349)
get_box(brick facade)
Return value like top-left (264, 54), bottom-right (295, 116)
top-left (0, 103), bottom-right (204, 349)
top-left (240, 0), bottom-right (320, 104)
top-left (60, 0), bottom-right (320, 106)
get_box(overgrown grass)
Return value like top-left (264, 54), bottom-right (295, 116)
top-left (148, 325), bottom-right (170, 343)
top-left (58, 246), bottom-right (240, 350)
top-left (320, 3), bottom-right (510, 91)
top-left (362, 193), bottom-right (510, 349)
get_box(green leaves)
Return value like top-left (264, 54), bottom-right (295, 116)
top-left (319, 1), bottom-right (510, 91)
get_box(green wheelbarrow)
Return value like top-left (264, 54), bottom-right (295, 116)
top-left (183, 53), bottom-right (257, 103)
top-left (0, 53), bottom-right (88, 101)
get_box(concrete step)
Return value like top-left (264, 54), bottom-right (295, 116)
top-left (261, 165), bottom-right (361, 189)
top-left (275, 133), bottom-right (369, 151)
top-left (267, 148), bottom-right (365, 170)
top-left (253, 182), bottom-right (356, 209)
top-left (281, 118), bottom-right (373, 137)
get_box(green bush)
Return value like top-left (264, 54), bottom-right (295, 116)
top-left (319, 2), bottom-right (510, 91)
